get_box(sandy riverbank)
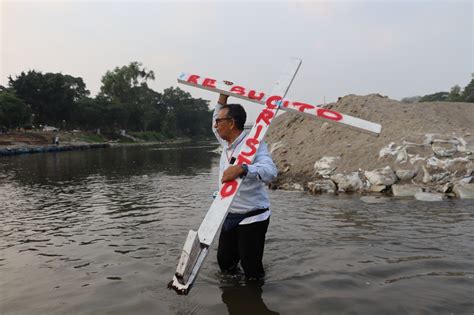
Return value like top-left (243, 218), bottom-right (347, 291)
top-left (266, 94), bottom-right (474, 199)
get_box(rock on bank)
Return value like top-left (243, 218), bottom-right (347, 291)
top-left (266, 94), bottom-right (474, 199)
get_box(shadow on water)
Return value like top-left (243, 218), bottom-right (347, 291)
top-left (221, 281), bottom-right (279, 315)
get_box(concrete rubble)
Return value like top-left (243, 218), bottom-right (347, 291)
top-left (266, 94), bottom-right (474, 201)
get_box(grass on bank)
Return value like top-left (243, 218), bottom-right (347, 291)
top-left (78, 134), bottom-right (106, 143)
top-left (129, 131), bottom-right (167, 142)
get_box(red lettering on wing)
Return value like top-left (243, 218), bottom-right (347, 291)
top-left (317, 108), bottom-right (343, 121)
top-left (187, 75), bottom-right (200, 84)
top-left (248, 90), bottom-right (265, 101)
top-left (230, 86), bottom-right (246, 95)
top-left (241, 138), bottom-right (259, 157)
top-left (221, 180), bottom-right (238, 198)
top-left (265, 95), bottom-right (282, 109)
top-left (292, 102), bottom-right (315, 112)
top-left (256, 108), bottom-right (274, 125)
top-left (253, 124), bottom-right (263, 139)
top-left (236, 154), bottom-right (251, 165)
top-left (202, 78), bottom-right (216, 88)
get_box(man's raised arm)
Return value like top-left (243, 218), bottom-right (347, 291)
top-left (218, 94), bottom-right (228, 106)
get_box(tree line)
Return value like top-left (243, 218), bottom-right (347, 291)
top-left (402, 78), bottom-right (474, 103)
top-left (0, 62), bottom-right (213, 138)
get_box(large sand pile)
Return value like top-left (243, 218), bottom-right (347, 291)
top-left (266, 94), bottom-right (474, 198)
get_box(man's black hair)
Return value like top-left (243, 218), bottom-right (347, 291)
top-left (222, 104), bottom-right (246, 131)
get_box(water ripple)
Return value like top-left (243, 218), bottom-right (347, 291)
top-left (1, 144), bottom-right (473, 314)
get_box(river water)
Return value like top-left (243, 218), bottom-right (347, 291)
top-left (1, 142), bottom-right (473, 315)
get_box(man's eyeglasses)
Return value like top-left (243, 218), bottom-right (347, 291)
top-left (215, 117), bottom-right (232, 125)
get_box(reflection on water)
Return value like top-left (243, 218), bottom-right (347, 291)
top-left (221, 281), bottom-right (279, 315)
top-left (1, 141), bottom-right (474, 314)
top-left (0, 142), bottom-right (216, 186)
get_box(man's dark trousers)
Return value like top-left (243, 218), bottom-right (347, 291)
top-left (217, 217), bottom-right (270, 279)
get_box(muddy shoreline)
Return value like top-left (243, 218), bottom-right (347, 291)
top-left (0, 131), bottom-right (200, 157)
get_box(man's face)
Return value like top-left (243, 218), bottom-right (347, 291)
top-left (215, 108), bottom-right (233, 141)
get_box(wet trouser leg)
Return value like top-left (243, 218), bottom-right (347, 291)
top-left (217, 218), bottom-right (270, 279)
top-left (238, 218), bottom-right (269, 279)
top-left (217, 224), bottom-right (240, 273)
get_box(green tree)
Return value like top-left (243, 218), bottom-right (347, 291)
top-left (8, 70), bottom-right (89, 126)
top-left (0, 91), bottom-right (31, 129)
top-left (99, 62), bottom-right (160, 130)
top-left (448, 85), bottom-right (463, 102)
top-left (140, 87), bottom-right (165, 131)
top-left (159, 87), bottom-right (189, 135)
top-left (160, 87), bottom-right (212, 137)
top-left (74, 97), bottom-right (107, 129)
top-left (195, 98), bottom-right (213, 136)
top-left (99, 61), bottom-right (155, 104)
top-left (462, 79), bottom-right (474, 102)
top-left (162, 111), bottom-right (177, 137)
top-left (419, 91), bottom-right (450, 102)
top-left (129, 85), bottom-right (164, 131)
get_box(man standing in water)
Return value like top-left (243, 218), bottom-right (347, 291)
top-left (213, 93), bottom-right (277, 280)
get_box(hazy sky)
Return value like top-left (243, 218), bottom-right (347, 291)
top-left (1, 0), bottom-right (473, 118)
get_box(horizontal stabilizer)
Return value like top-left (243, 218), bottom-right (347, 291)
top-left (178, 73), bottom-right (381, 136)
